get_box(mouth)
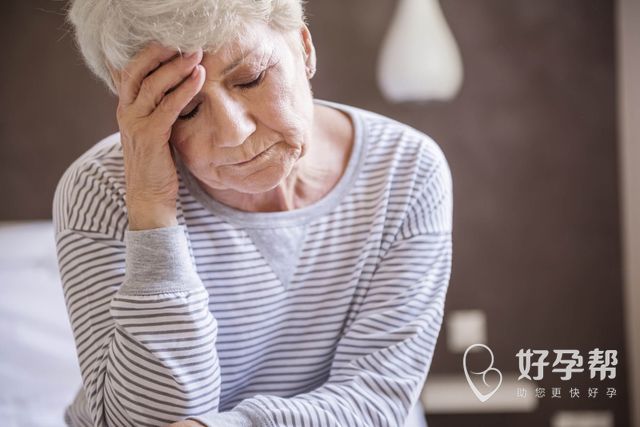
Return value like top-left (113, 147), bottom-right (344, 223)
top-left (232, 143), bottom-right (279, 166)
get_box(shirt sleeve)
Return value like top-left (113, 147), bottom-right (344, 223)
top-left (53, 161), bottom-right (249, 426)
top-left (188, 143), bottom-right (453, 427)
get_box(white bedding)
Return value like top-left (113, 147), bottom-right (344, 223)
top-left (0, 221), bottom-right (81, 427)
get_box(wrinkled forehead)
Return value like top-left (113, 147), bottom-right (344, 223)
top-left (205, 21), bottom-right (270, 56)
top-left (121, 20), bottom-right (271, 77)
top-left (201, 21), bottom-right (298, 66)
top-left (125, 13), bottom-right (270, 64)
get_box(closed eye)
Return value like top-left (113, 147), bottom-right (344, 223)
top-left (178, 104), bottom-right (200, 121)
top-left (237, 70), bottom-right (266, 90)
top-left (178, 69), bottom-right (267, 121)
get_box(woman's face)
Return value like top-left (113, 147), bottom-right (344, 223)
top-left (169, 22), bottom-right (316, 194)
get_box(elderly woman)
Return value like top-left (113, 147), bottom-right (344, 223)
top-left (53, 1), bottom-right (453, 426)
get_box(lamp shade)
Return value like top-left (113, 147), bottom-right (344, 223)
top-left (376, 0), bottom-right (464, 102)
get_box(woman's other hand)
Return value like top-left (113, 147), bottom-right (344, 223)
top-left (109, 43), bottom-right (205, 230)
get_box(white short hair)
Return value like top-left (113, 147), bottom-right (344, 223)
top-left (67, 0), bottom-right (306, 93)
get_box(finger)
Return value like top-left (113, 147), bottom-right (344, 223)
top-left (118, 42), bottom-right (181, 106)
top-left (151, 64), bottom-right (205, 127)
top-left (133, 48), bottom-right (203, 115)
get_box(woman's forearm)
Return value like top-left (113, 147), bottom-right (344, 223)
top-left (57, 224), bottom-right (222, 426)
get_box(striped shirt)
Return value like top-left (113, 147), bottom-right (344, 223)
top-left (52, 99), bottom-right (453, 427)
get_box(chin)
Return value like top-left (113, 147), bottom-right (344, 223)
top-left (232, 162), bottom-right (295, 194)
top-left (234, 146), bottom-right (303, 193)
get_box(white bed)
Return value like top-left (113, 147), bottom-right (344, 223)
top-left (0, 221), bottom-right (427, 427)
top-left (0, 221), bottom-right (81, 427)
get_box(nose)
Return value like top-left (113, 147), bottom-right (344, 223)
top-left (207, 92), bottom-right (256, 148)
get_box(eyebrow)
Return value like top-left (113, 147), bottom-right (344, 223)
top-left (221, 46), bottom-right (260, 77)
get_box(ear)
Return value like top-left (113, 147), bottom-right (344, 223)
top-left (299, 24), bottom-right (316, 79)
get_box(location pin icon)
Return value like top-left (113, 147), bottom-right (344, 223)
top-left (463, 344), bottom-right (503, 402)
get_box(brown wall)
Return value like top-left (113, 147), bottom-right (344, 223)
top-left (0, 0), bottom-right (629, 425)
top-left (0, 0), bottom-right (118, 220)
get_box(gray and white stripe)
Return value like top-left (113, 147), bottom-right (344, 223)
top-left (53, 100), bottom-right (452, 427)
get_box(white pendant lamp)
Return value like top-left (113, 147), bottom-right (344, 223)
top-left (376, 0), bottom-right (464, 103)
